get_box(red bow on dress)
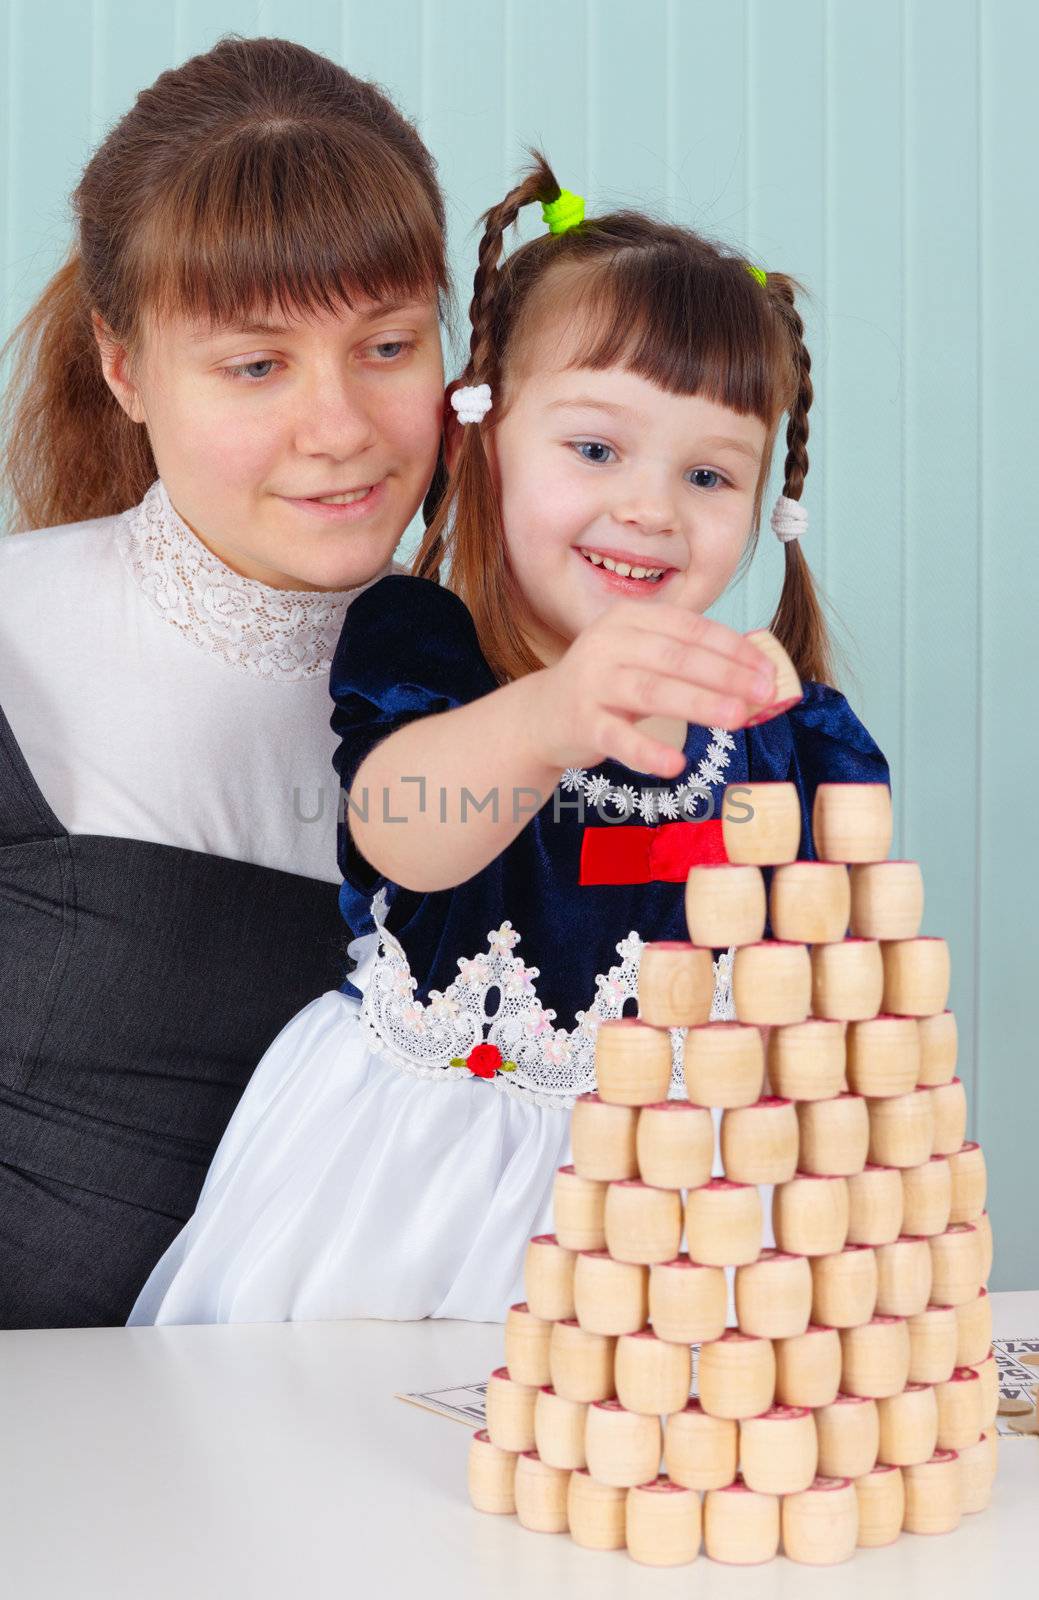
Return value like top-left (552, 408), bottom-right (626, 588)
top-left (579, 819), bottom-right (728, 885)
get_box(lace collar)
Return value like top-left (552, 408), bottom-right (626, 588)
top-left (114, 477), bottom-right (389, 681)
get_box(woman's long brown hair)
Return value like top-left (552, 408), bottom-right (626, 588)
top-left (414, 149), bottom-right (837, 687)
top-left (0, 34), bottom-right (448, 534)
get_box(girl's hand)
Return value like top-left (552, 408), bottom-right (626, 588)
top-left (529, 599), bottom-right (777, 778)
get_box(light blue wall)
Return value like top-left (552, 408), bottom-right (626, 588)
top-left (2, 0), bottom-right (1036, 1289)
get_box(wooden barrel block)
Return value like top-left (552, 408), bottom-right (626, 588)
top-left (683, 1022), bottom-right (765, 1109)
top-left (664, 1400), bottom-right (738, 1491)
top-left (770, 861), bottom-right (851, 944)
top-left (900, 1155), bottom-right (952, 1238)
top-left (969, 1352), bottom-right (999, 1429)
top-left (625, 1477), bottom-right (702, 1566)
top-left (486, 1367), bottom-right (538, 1452)
top-left (902, 1449), bottom-right (961, 1535)
top-left (548, 1319), bottom-right (616, 1404)
top-left (840, 1316), bottom-right (911, 1399)
top-left (573, 1250), bottom-right (648, 1337)
top-left (975, 1211), bottom-right (993, 1282)
top-left (524, 1234), bottom-right (576, 1322)
top-left (604, 1179), bottom-right (683, 1266)
top-left (636, 1101), bottom-right (713, 1191)
top-left (876, 1383), bottom-right (939, 1465)
top-left (867, 1088), bottom-right (935, 1169)
top-left (854, 1463), bottom-right (905, 1546)
top-left (735, 1248), bottom-right (813, 1339)
top-left (615, 1328), bottom-right (691, 1416)
top-left (907, 1304), bottom-right (959, 1385)
top-left (846, 1164), bottom-right (904, 1246)
top-left (767, 1018), bottom-right (846, 1102)
top-left (698, 1330), bottom-right (777, 1420)
top-left (781, 1477), bottom-right (859, 1565)
top-left (881, 937), bottom-right (950, 1017)
top-left (797, 1093), bottom-right (869, 1177)
top-left (468, 1430), bottom-right (518, 1514)
top-left (649, 1255), bottom-right (727, 1345)
top-left (638, 940), bottom-right (715, 1028)
top-left (947, 1141), bottom-right (986, 1222)
top-left (595, 1018), bottom-right (672, 1106)
top-left (811, 939), bottom-right (884, 1022)
top-left (552, 1166), bottom-right (607, 1252)
top-left (874, 1235), bottom-right (934, 1318)
top-left (810, 1244), bottom-right (879, 1329)
top-left (955, 1289), bottom-right (993, 1367)
top-left (812, 782), bottom-right (893, 863)
top-left (774, 1324), bottom-right (843, 1408)
top-left (584, 1400), bottom-right (662, 1489)
top-left (702, 1478), bottom-right (781, 1563)
top-left (917, 1009), bottom-right (958, 1086)
top-left (571, 1093), bottom-right (639, 1181)
top-left (566, 1469), bottom-right (627, 1550)
top-left (740, 1406), bottom-right (818, 1495)
top-left (846, 1015), bottom-right (920, 1098)
top-left (505, 1302), bottom-right (553, 1388)
top-left (815, 1394), bottom-right (880, 1479)
top-left (514, 1451), bottom-right (570, 1533)
top-left (742, 629), bottom-right (803, 724)
top-left (930, 1079), bottom-right (968, 1156)
top-left (929, 1223), bottom-right (982, 1307)
top-left (685, 863), bottom-right (767, 948)
top-left (957, 1432), bottom-right (994, 1515)
top-left (935, 1366), bottom-right (984, 1450)
top-left (849, 860), bottom-right (925, 940)
top-left (720, 1095), bottom-right (799, 1184)
top-left (534, 1387), bottom-right (588, 1470)
top-left (722, 781), bottom-right (801, 866)
top-left (686, 1179), bottom-right (763, 1266)
top-left (733, 941), bottom-right (812, 1025)
top-left (772, 1173), bottom-right (849, 1257)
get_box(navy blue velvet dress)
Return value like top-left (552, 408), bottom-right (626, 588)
top-left (129, 572), bottom-right (890, 1327)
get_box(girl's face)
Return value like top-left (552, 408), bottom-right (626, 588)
top-left (484, 336), bottom-right (769, 665)
top-left (95, 293), bottom-right (444, 591)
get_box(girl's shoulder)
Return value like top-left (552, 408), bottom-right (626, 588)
top-left (749, 678), bottom-right (890, 790)
top-left (330, 572), bottom-right (496, 708)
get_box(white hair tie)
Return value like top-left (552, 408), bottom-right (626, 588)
top-left (450, 383), bottom-right (492, 425)
top-left (770, 493), bottom-right (808, 543)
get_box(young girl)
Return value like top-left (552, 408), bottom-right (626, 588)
top-left (0, 35), bottom-right (450, 1327)
top-left (129, 153), bottom-right (889, 1327)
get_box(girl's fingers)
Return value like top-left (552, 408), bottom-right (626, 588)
top-left (610, 601), bottom-right (776, 704)
top-left (601, 665), bottom-right (748, 731)
top-left (596, 631), bottom-right (768, 722)
top-left (595, 712), bottom-right (689, 780)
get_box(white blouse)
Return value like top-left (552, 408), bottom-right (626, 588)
top-left (0, 478), bottom-right (396, 884)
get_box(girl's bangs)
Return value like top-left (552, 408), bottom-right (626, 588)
top-left (552, 253), bottom-right (794, 423)
top-left (134, 122), bottom-right (447, 332)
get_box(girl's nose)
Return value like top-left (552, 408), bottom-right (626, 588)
top-left (610, 487), bottom-right (677, 538)
top-left (293, 372), bottom-right (378, 459)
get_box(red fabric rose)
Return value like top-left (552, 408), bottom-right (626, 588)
top-left (466, 1043), bottom-right (502, 1078)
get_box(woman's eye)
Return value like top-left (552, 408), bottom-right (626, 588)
top-left (572, 441), bottom-right (616, 465)
top-left (689, 468), bottom-right (727, 490)
top-left (365, 340), bottom-right (414, 361)
top-left (222, 359), bottom-right (277, 383)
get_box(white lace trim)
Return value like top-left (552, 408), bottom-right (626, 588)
top-left (115, 478), bottom-right (387, 681)
top-left (354, 887), bottom-right (735, 1110)
top-left (559, 726), bottom-right (736, 822)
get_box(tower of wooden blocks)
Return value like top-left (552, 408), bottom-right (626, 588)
top-left (468, 674), bottom-right (997, 1565)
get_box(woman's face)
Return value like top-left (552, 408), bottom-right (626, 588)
top-left (95, 292), bottom-right (444, 591)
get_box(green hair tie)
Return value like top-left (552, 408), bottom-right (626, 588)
top-left (746, 261), bottom-right (768, 286)
top-left (542, 188), bottom-right (585, 235)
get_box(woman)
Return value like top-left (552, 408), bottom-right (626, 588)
top-left (0, 35), bottom-right (450, 1327)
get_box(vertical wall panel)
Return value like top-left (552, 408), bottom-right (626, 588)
top-left (0, 0), bottom-right (1035, 1287)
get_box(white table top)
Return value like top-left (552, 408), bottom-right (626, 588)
top-left (2, 1291), bottom-right (1036, 1600)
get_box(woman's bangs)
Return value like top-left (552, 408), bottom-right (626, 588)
top-left (135, 122), bottom-right (447, 332)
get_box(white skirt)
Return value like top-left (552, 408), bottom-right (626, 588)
top-left (127, 980), bottom-right (572, 1326)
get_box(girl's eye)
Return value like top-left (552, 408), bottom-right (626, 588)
top-left (689, 468), bottom-right (728, 490)
top-left (572, 441), bottom-right (616, 465)
top-left (222, 359), bottom-right (278, 383)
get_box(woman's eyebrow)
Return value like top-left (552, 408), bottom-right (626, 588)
top-left (190, 301), bottom-right (426, 344)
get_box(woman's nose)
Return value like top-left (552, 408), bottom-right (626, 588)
top-left (293, 371), bottom-right (378, 459)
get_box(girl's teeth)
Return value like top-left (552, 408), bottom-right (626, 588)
top-left (581, 549), bottom-right (665, 582)
top-left (314, 488), bottom-right (370, 505)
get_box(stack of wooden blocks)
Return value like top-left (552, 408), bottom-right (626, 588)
top-left (468, 756), bottom-right (997, 1565)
